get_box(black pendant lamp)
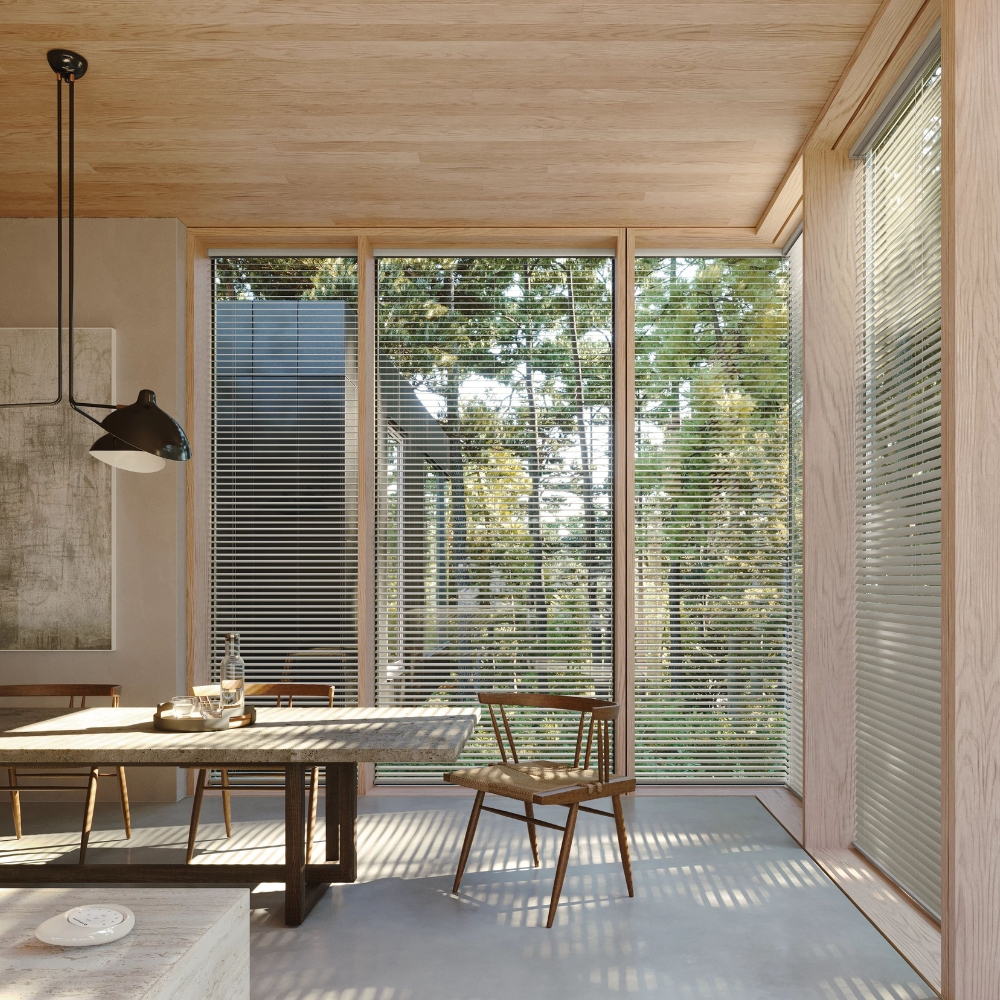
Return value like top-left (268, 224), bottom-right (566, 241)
top-left (28, 50), bottom-right (191, 473)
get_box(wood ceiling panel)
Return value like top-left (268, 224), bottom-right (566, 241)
top-left (0, 1), bottom-right (883, 228)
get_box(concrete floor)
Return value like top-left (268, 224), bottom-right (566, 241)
top-left (0, 792), bottom-right (933, 1000)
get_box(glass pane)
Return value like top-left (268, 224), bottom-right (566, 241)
top-left (376, 257), bottom-right (614, 783)
top-left (855, 57), bottom-right (942, 918)
top-left (212, 257), bottom-right (359, 709)
top-left (634, 257), bottom-right (790, 782)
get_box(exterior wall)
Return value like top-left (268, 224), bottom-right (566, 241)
top-left (0, 217), bottom-right (187, 801)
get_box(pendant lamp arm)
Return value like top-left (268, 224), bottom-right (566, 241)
top-left (0, 77), bottom-right (65, 409)
top-left (62, 74), bottom-right (114, 423)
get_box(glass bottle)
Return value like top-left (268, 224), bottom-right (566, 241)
top-left (219, 632), bottom-right (245, 713)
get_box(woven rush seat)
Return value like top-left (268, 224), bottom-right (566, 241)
top-left (446, 691), bottom-right (634, 927)
top-left (446, 760), bottom-right (620, 801)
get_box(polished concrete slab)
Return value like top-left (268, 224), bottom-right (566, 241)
top-left (0, 792), bottom-right (934, 1000)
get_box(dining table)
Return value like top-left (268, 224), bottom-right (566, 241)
top-left (0, 704), bottom-right (480, 925)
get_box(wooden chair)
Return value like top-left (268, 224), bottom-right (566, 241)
top-left (445, 691), bottom-right (635, 928)
top-left (0, 684), bottom-right (131, 862)
top-left (186, 682), bottom-right (334, 864)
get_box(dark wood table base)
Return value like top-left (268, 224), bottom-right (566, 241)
top-left (0, 762), bottom-right (358, 927)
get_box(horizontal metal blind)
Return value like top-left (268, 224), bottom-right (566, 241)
top-left (787, 237), bottom-right (804, 797)
top-left (854, 56), bottom-right (942, 917)
top-left (634, 257), bottom-right (790, 782)
top-left (375, 257), bottom-right (614, 783)
top-left (212, 258), bottom-right (359, 709)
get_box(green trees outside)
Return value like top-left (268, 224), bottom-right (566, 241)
top-left (634, 257), bottom-right (791, 780)
top-left (214, 254), bottom-right (794, 781)
top-left (376, 257), bottom-right (615, 705)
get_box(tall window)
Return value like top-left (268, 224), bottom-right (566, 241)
top-left (211, 257), bottom-right (359, 703)
top-left (787, 237), bottom-right (804, 797)
top-left (376, 257), bottom-right (614, 782)
top-left (854, 54), bottom-right (942, 917)
top-left (634, 257), bottom-right (791, 782)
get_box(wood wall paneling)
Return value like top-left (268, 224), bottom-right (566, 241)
top-left (801, 150), bottom-right (857, 853)
top-left (613, 229), bottom-right (636, 780)
top-left (185, 236), bottom-right (212, 695)
top-left (941, 0), bottom-right (1000, 995)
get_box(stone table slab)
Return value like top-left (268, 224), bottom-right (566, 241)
top-left (0, 706), bottom-right (481, 766)
top-left (0, 887), bottom-right (249, 1000)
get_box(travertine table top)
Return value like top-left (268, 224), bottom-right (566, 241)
top-left (0, 887), bottom-right (248, 1000)
top-left (0, 705), bottom-right (480, 765)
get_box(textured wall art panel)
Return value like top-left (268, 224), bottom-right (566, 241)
top-left (0, 328), bottom-right (114, 649)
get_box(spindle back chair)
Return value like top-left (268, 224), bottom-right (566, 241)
top-left (186, 682), bottom-right (334, 863)
top-left (0, 684), bottom-right (130, 861)
top-left (445, 691), bottom-right (635, 927)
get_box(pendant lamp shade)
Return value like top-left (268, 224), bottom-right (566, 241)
top-left (98, 390), bottom-right (191, 462)
top-left (89, 433), bottom-right (167, 474)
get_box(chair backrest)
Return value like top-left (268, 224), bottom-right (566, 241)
top-left (0, 684), bottom-right (121, 709)
top-left (477, 691), bottom-right (620, 782)
top-left (280, 647), bottom-right (348, 682)
top-left (243, 682), bottom-right (334, 707)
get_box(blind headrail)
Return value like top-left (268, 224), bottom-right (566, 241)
top-left (850, 24), bottom-right (941, 160)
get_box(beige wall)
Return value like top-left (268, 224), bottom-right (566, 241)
top-left (0, 217), bottom-right (187, 801)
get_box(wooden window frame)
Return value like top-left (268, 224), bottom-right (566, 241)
top-left (186, 225), bottom-right (783, 795)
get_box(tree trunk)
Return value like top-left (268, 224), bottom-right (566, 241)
top-left (523, 352), bottom-right (548, 683)
top-left (445, 269), bottom-right (474, 694)
top-left (565, 265), bottom-right (604, 671)
top-left (522, 268), bottom-right (548, 684)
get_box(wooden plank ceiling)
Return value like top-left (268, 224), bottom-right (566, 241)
top-left (0, 1), bottom-right (882, 229)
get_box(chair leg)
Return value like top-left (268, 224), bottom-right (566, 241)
top-left (117, 766), bottom-right (132, 839)
top-left (546, 802), bottom-right (579, 928)
top-left (525, 801), bottom-right (540, 867)
top-left (79, 767), bottom-right (99, 864)
top-left (611, 794), bottom-right (634, 897)
top-left (186, 769), bottom-right (207, 864)
top-left (220, 769), bottom-right (232, 838)
top-left (8, 769), bottom-right (22, 840)
top-left (306, 767), bottom-right (319, 864)
top-left (452, 790), bottom-right (485, 894)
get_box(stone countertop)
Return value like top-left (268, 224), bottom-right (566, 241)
top-left (0, 887), bottom-right (248, 1000)
top-left (0, 705), bottom-right (481, 766)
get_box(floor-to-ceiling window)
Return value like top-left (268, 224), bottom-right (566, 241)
top-left (787, 236), bottom-right (804, 797)
top-left (854, 51), bottom-right (942, 917)
top-left (375, 256), bottom-right (614, 782)
top-left (208, 249), bottom-right (799, 786)
top-left (633, 257), bottom-right (792, 782)
top-left (211, 256), bottom-right (359, 704)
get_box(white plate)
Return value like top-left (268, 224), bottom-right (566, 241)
top-left (35, 905), bottom-right (135, 947)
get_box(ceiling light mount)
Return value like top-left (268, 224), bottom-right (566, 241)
top-left (46, 49), bottom-right (88, 82)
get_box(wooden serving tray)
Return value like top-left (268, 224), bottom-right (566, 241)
top-left (153, 704), bottom-right (256, 732)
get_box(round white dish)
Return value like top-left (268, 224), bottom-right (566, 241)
top-left (35, 905), bottom-right (135, 947)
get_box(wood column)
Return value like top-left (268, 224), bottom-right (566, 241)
top-left (185, 236), bottom-right (212, 695)
top-left (613, 228), bottom-right (635, 779)
top-left (356, 236), bottom-right (376, 795)
top-left (941, 2), bottom-right (1000, 994)
top-left (801, 148), bottom-right (857, 851)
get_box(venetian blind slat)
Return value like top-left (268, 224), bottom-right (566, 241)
top-left (374, 257), bottom-right (614, 784)
top-left (634, 257), bottom-right (792, 783)
top-left (854, 53), bottom-right (943, 919)
top-left (211, 258), bottom-right (360, 715)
